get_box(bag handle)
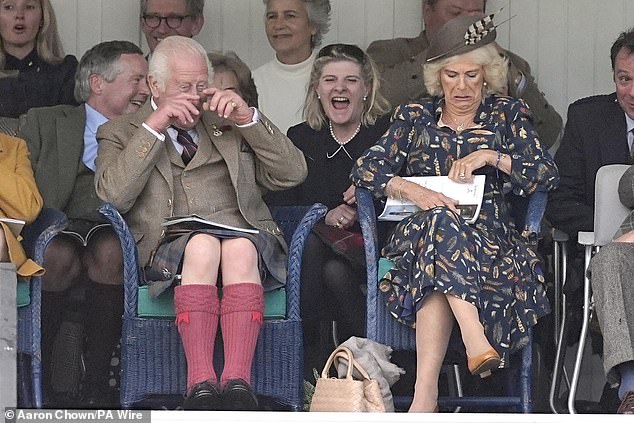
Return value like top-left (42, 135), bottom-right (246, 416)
top-left (320, 346), bottom-right (372, 381)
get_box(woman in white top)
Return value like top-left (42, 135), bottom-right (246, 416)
top-left (253, 0), bottom-right (331, 134)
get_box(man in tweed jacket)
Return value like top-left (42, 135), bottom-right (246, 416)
top-left (95, 36), bottom-right (306, 410)
top-left (588, 163), bottom-right (634, 414)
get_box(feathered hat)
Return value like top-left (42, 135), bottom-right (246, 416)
top-left (425, 12), bottom-right (502, 63)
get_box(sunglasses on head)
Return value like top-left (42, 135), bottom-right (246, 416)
top-left (317, 43), bottom-right (366, 64)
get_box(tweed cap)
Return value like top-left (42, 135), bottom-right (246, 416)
top-left (425, 14), bottom-right (497, 63)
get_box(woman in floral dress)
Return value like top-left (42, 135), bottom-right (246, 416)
top-left (351, 15), bottom-right (559, 412)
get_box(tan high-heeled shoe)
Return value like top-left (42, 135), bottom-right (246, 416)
top-left (467, 347), bottom-right (501, 378)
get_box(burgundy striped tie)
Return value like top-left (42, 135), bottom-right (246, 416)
top-left (173, 126), bottom-right (198, 165)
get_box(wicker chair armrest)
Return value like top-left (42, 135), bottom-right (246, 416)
top-left (522, 191), bottom-right (547, 245)
top-left (355, 187), bottom-right (381, 340)
top-left (98, 202), bottom-right (140, 318)
top-left (271, 203), bottom-right (327, 321)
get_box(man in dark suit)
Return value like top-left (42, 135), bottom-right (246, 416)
top-left (546, 30), bottom-right (634, 241)
top-left (19, 41), bottom-right (149, 407)
top-left (547, 28), bottom-right (634, 415)
top-left (367, 0), bottom-right (563, 149)
top-left (140, 0), bottom-right (205, 54)
top-left (95, 36), bottom-right (306, 410)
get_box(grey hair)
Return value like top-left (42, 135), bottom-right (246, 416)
top-left (74, 40), bottom-right (144, 102)
top-left (208, 51), bottom-right (258, 108)
top-left (422, 43), bottom-right (507, 98)
top-left (263, 0), bottom-right (331, 48)
top-left (140, 0), bottom-right (205, 17)
top-left (148, 36), bottom-right (213, 91)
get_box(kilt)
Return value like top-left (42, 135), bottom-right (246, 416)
top-left (145, 227), bottom-right (287, 297)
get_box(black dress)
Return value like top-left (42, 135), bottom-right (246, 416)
top-left (272, 115), bottom-right (390, 208)
top-left (270, 115), bottom-right (390, 377)
top-left (0, 49), bottom-right (78, 118)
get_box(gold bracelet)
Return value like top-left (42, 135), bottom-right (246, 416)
top-left (393, 178), bottom-right (406, 202)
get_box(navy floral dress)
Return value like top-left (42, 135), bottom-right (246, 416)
top-left (351, 95), bottom-right (559, 363)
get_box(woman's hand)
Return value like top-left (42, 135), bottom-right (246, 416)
top-left (409, 184), bottom-right (458, 213)
top-left (448, 150), bottom-right (497, 183)
top-left (326, 203), bottom-right (357, 229)
top-left (389, 177), bottom-right (458, 213)
top-left (342, 184), bottom-right (356, 206)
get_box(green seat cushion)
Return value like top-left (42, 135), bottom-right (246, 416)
top-left (378, 257), bottom-right (395, 281)
top-left (16, 278), bottom-right (30, 308)
top-left (137, 285), bottom-right (287, 320)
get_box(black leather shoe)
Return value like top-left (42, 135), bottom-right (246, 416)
top-left (182, 381), bottom-right (222, 410)
top-left (617, 391), bottom-right (634, 414)
top-left (222, 379), bottom-right (259, 411)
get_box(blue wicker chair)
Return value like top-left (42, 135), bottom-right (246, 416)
top-left (356, 187), bottom-right (547, 413)
top-left (99, 202), bottom-right (327, 410)
top-left (17, 208), bottom-right (69, 408)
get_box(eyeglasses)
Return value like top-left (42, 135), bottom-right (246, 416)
top-left (142, 14), bottom-right (192, 29)
top-left (317, 43), bottom-right (366, 64)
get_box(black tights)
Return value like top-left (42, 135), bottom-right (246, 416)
top-left (41, 228), bottom-right (123, 400)
top-left (300, 233), bottom-right (365, 377)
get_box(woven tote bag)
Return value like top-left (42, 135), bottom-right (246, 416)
top-left (309, 346), bottom-right (385, 412)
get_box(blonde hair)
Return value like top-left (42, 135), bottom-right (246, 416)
top-left (304, 44), bottom-right (390, 130)
top-left (0, 0), bottom-right (66, 69)
top-left (423, 43), bottom-right (507, 98)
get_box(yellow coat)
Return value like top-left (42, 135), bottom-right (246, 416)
top-left (0, 133), bottom-right (44, 277)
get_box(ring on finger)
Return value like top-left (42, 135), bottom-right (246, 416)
top-left (335, 222), bottom-right (342, 228)
top-left (230, 101), bottom-right (237, 108)
top-left (338, 216), bottom-right (344, 223)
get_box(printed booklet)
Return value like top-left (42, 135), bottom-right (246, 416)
top-left (378, 175), bottom-right (485, 224)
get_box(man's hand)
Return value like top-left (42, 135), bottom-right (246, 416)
top-left (202, 87), bottom-right (254, 125)
top-left (144, 93), bottom-right (201, 132)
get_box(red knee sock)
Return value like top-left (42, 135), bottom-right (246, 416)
top-left (174, 284), bottom-right (219, 390)
top-left (220, 283), bottom-right (264, 385)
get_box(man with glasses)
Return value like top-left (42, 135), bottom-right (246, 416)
top-left (140, 0), bottom-right (205, 53)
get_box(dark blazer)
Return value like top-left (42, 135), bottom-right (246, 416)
top-left (18, 104), bottom-right (86, 211)
top-left (546, 93), bottom-right (631, 237)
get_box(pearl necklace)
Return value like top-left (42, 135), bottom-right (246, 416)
top-left (327, 121), bottom-right (361, 160)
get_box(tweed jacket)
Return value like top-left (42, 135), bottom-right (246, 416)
top-left (95, 103), bottom-right (308, 266)
top-left (367, 30), bottom-right (563, 149)
top-left (19, 104), bottom-right (87, 211)
top-left (0, 134), bottom-right (44, 276)
top-left (546, 93), bottom-right (631, 238)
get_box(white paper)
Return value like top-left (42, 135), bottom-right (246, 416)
top-left (0, 217), bottom-right (25, 237)
top-left (162, 214), bottom-right (259, 234)
top-left (378, 175), bottom-right (485, 224)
